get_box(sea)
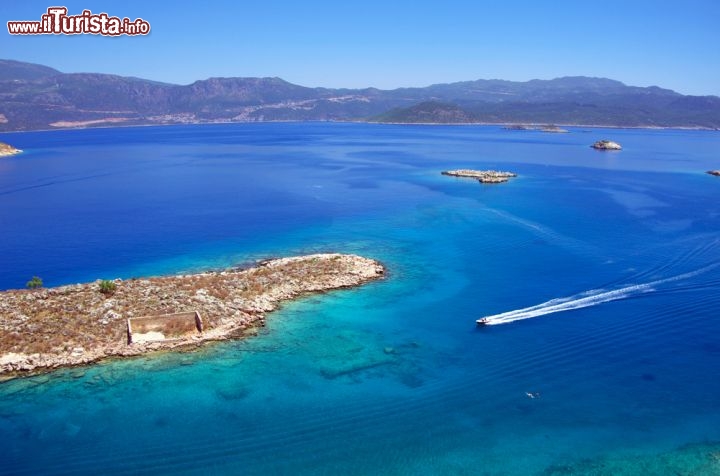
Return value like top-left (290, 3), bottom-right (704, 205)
top-left (1, 123), bottom-right (719, 475)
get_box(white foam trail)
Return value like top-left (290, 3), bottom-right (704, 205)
top-left (483, 207), bottom-right (602, 258)
top-left (483, 263), bottom-right (720, 325)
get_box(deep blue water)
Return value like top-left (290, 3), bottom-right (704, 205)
top-left (1, 123), bottom-right (720, 475)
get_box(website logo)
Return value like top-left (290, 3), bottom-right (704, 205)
top-left (7, 7), bottom-right (150, 36)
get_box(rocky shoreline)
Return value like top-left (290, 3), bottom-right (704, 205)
top-left (0, 253), bottom-right (384, 377)
top-left (442, 169), bottom-right (518, 184)
top-left (0, 141), bottom-right (22, 157)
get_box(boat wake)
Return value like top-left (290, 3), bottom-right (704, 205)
top-left (481, 263), bottom-right (720, 326)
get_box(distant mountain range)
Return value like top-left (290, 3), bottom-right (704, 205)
top-left (1, 59), bottom-right (719, 131)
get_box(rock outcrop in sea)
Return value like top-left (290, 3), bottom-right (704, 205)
top-left (591, 140), bottom-right (622, 150)
top-left (0, 142), bottom-right (21, 157)
top-left (706, 170), bottom-right (720, 176)
top-left (0, 253), bottom-right (385, 376)
top-left (442, 169), bottom-right (518, 184)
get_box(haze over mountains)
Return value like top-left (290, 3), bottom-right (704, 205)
top-left (1, 59), bottom-right (719, 131)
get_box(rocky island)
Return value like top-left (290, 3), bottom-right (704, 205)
top-left (442, 169), bottom-right (518, 184)
top-left (591, 140), bottom-right (622, 150)
top-left (0, 253), bottom-right (385, 376)
top-left (504, 124), bottom-right (569, 133)
top-left (0, 141), bottom-right (22, 157)
top-left (706, 170), bottom-right (720, 177)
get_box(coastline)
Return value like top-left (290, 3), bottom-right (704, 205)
top-left (1, 119), bottom-right (718, 136)
top-left (361, 120), bottom-right (719, 131)
top-left (0, 253), bottom-right (385, 377)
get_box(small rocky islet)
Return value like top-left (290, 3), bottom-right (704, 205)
top-left (591, 139), bottom-right (622, 150)
top-left (0, 253), bottom-right (385, 376)
top-left (442, 169), bottom-right (518, 184)
top-left (0, 141), bottom-right (22, 157)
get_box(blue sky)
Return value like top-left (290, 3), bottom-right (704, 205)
top-left (1, 0), bottom-right (719, 96)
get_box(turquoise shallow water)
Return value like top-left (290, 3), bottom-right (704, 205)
top-left (1, 123), bottom-right (720, 474)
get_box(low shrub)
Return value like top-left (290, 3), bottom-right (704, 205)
top-left (26, 276), bottom-right (43, 289)
top-left (99, 280), bottom-right (117, 295)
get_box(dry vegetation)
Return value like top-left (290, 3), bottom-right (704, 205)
top-left (130, 312), bottom-right (200, 339)
top-left (0, 253), bottom-right (384, 374)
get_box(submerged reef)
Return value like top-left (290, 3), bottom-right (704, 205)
top-left (542, 440), bottom-right (720, 475)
